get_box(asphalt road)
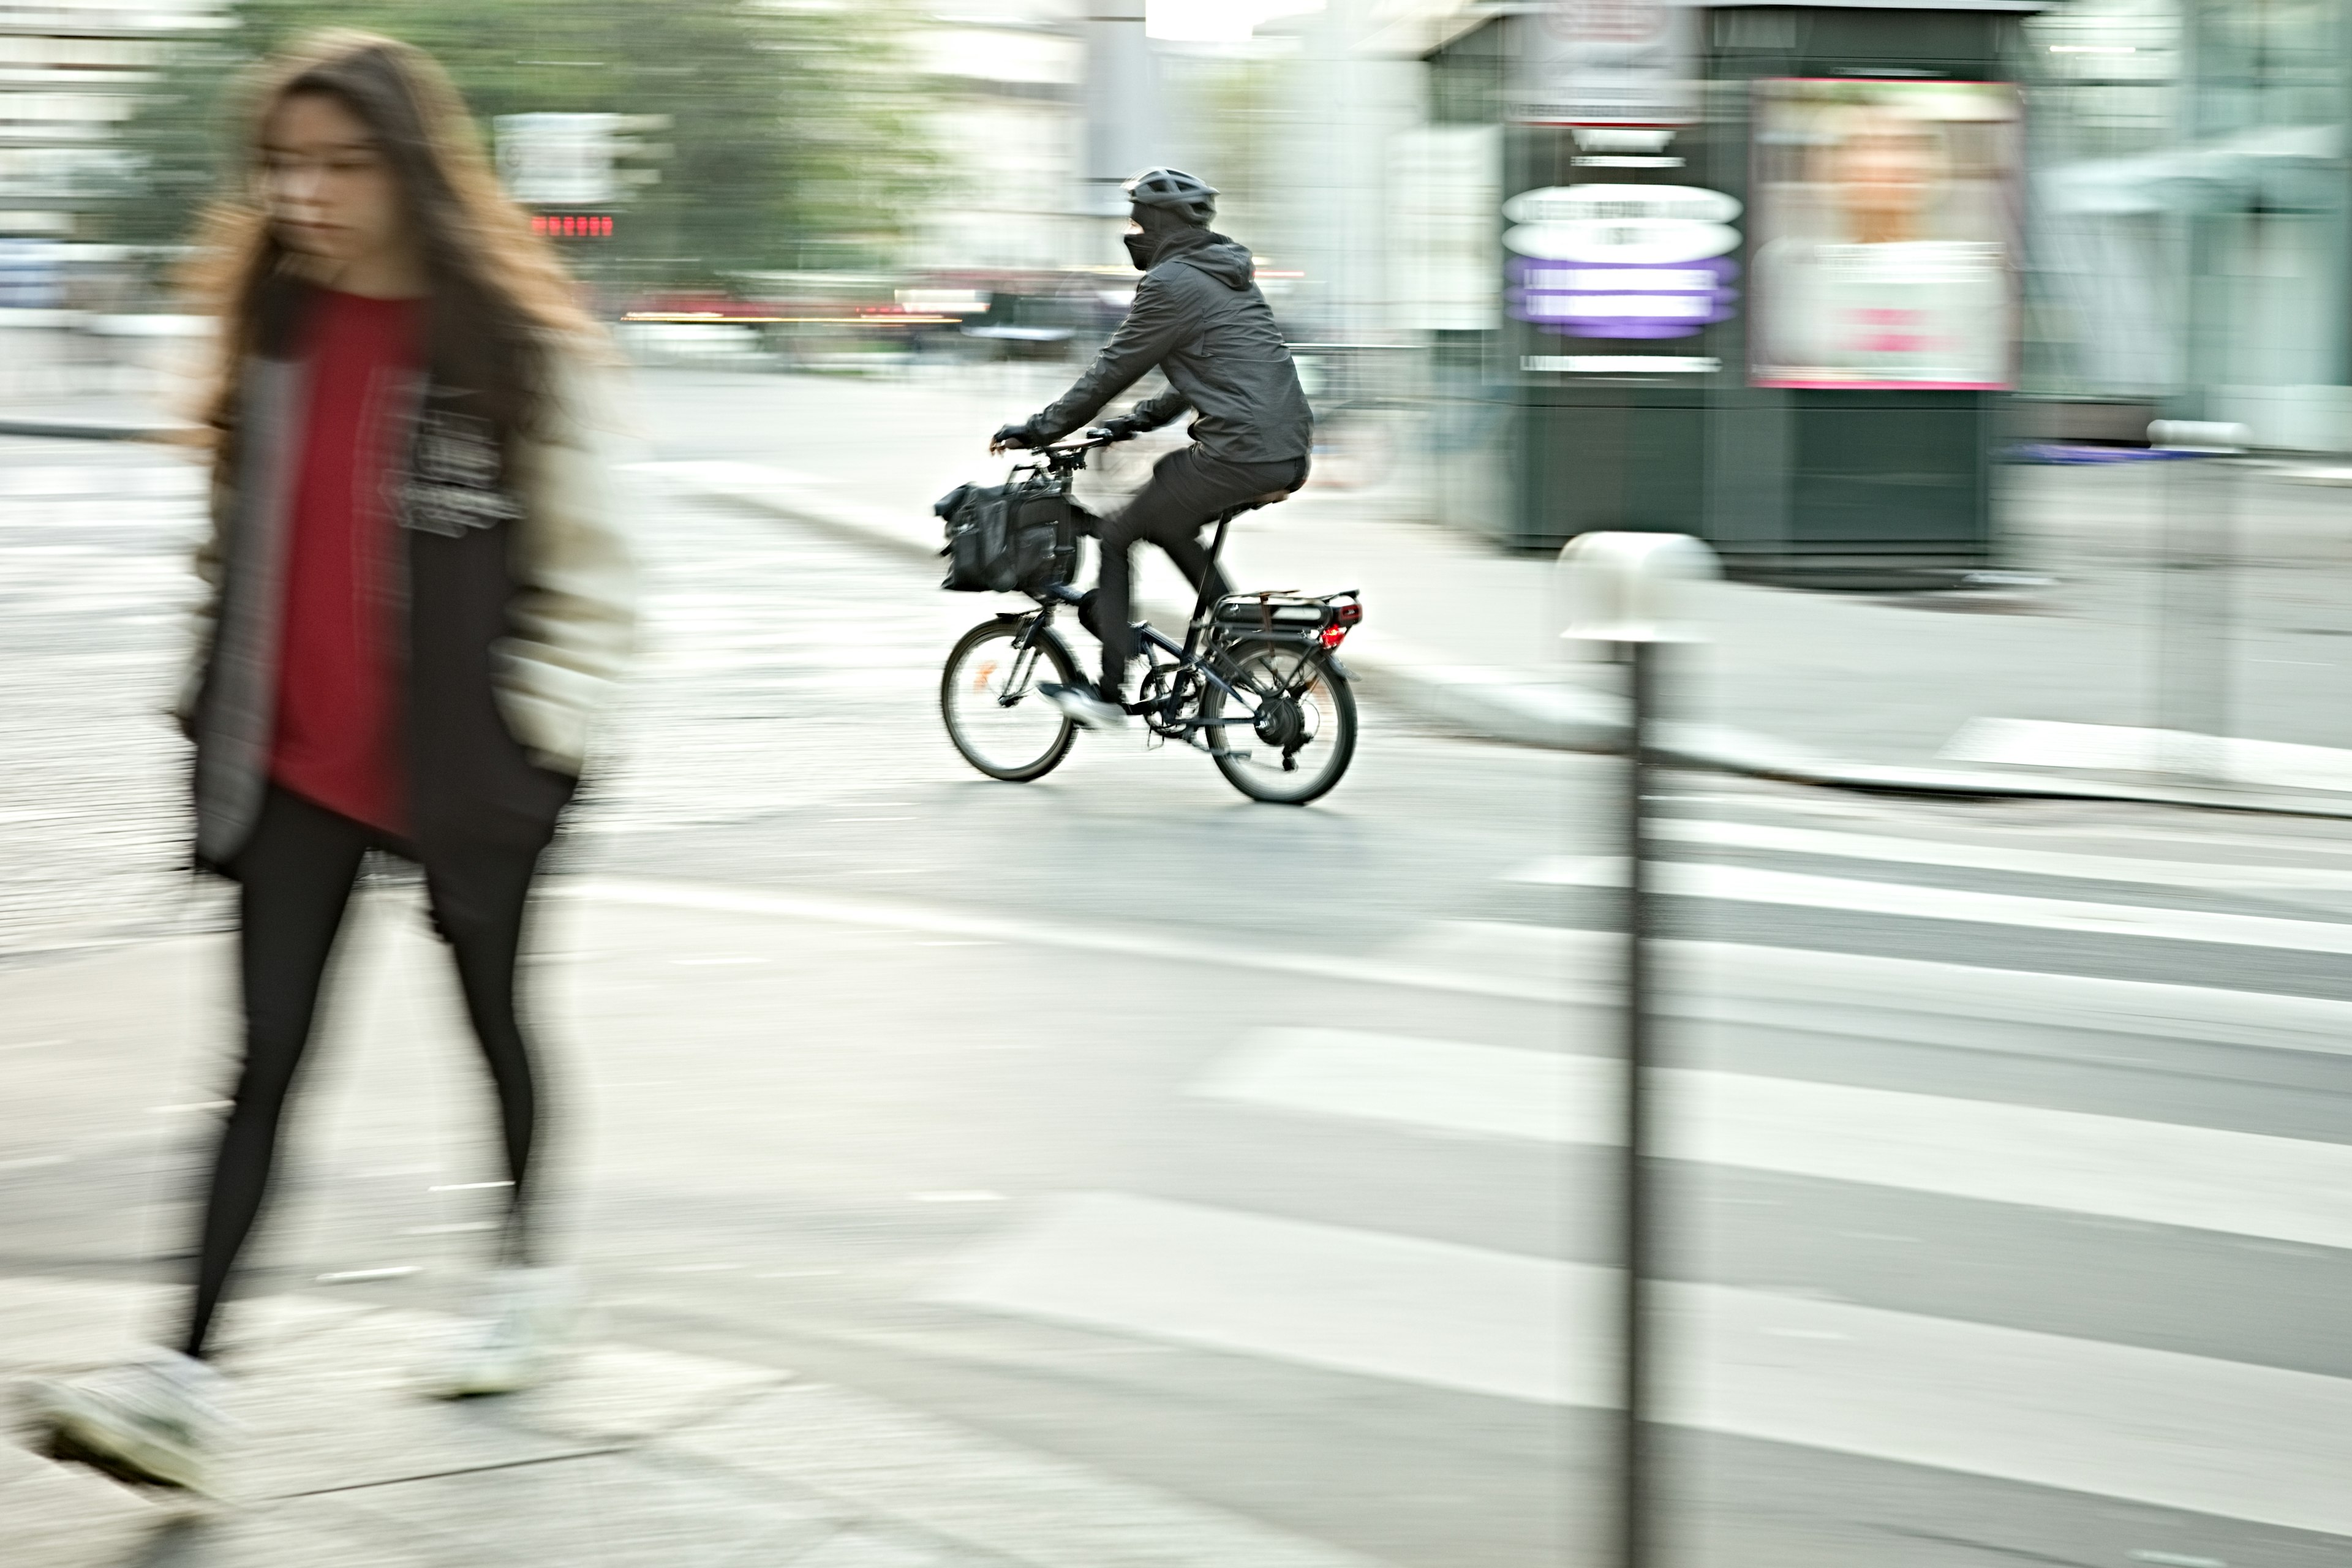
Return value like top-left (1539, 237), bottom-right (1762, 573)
top-left (9, 430), bottom-right (2352, 1566)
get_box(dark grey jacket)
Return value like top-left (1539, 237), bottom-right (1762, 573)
top-left (1031, 233), bottom-right (1313, 464)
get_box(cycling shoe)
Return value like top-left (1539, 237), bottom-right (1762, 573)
top-left (1039, 682), bottom-right (1130, 731)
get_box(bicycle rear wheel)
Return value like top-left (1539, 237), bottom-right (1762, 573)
top-left (941, 619), bottom-right (1077, 782)
top-left (1200, 638), bottom-right (1357, 804)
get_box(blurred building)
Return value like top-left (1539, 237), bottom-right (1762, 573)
top-left (2024, 0), bottom-right (2352, 451)
top-left (0, 0), bottom-right (225, 269)
top-left (908, 2), bottom-right (1088, 271)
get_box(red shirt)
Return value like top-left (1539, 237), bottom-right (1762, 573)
top-left (269, 290), bottom-right (421, 834)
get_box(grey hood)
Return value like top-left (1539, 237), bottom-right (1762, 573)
top-left (1171, 235), bottom-right (1256, 290)
top-left (1027, 230), bottom-right (1313, 465)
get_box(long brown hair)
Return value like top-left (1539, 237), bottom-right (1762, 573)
top-left (187, 30), bottom-right (597, 456)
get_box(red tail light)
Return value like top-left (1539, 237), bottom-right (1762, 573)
top-left (1319, 623), bottom-right (1349, 649)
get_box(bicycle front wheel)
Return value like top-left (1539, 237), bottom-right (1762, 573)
top-left (1201, 639), bottom-right (1357, 805)
top-left (941, 619), bottom-right (1078, 782)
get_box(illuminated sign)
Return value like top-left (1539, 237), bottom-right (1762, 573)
top-left (1505, 185), bottom-right (1740, 339)
top-left (497, 113), bottom-right (619, 205)
top-left (532, 215), bottom-right (614, 238)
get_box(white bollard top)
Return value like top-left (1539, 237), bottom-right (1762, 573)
top-left (1558, 530), bottom-right (1719, 643)
top-left (2147, 420), bottom-right (2250, 454)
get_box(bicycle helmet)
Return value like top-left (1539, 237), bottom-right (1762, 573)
top-left (1122, 167), bottom-right (1218, 224)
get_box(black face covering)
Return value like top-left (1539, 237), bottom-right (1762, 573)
top-left (1125, 203), bottom-right (1207, 271)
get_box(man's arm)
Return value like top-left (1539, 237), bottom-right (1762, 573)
top-left (1025, 273), bottom-right (1193, 442)
top-left (1123, 381), bottom-right (1191, 433)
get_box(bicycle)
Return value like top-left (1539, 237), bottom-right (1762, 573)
top-left (938, 430), bottom-right (1362, 804)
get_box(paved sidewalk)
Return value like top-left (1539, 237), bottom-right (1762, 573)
top-left (2, 1277), bottom-right (1374, 1568)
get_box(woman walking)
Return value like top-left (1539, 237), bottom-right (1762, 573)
top-left (27, 30), bottom-right (638, 1489)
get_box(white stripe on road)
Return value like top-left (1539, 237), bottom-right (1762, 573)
top-left (1194, 1028), bottom-right (2352, 1251)
top-left (1944, 717), bottom-right (2352, 796)
top-left (571, 880), bottom-right (2352, 1060)
top-left (1514, 857), bottom-right (2352, 956)
top-left (1649, 818), bottom-right (2352, 894)
top-left (938, 1192), bottom-right (2352, 1538)
top-left (0, 464), bottom-right (203, 500)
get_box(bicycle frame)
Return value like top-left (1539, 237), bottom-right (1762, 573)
top-left (998, 434), bottom-right (1331, 749)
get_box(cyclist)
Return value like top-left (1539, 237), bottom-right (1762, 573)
top-left (992, 167), bottom-right (1312, 730)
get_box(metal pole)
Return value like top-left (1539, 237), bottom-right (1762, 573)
top-left (1620, 635), bottom-right (1657, 1568)
top-left (2149, 421), bottom-right (2248, 782)
top-left (1558, 529), bottom-right (1711, 1568)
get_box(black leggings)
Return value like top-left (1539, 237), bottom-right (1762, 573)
top-left (184, 786), bottom-right (552, 1359)
top-left (1084, 447), bottom-right (1308, 697)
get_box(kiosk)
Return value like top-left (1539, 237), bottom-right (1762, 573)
top-left (1428, 1), bottom-right (2038, 584)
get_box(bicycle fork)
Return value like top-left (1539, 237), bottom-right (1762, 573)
top-left (1001, 611), bottom-right (1055, 706)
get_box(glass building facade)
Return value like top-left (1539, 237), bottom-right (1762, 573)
top-left (2025, 0), bottom-right (2352, 447)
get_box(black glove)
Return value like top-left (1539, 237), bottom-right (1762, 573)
top-left (1091, 417), bottom-right (1144, 442)
top-left (991, 421), bottom-right (1038, 452)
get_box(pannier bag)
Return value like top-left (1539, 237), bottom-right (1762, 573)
top-left (935, 481), bottom-right (1066, 594)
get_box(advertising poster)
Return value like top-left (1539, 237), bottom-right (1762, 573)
top-left (1749, 79), bottom-right (2022, 390)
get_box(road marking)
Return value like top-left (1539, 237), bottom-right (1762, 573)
top-left (1649, 817), bottom-right (2352, 893)
top-left (560, 878), bottom-right (1569, 1005)
top-left (1195, 1028), bottom-right (2352, 1250)
top-left (1945, 717), bottom-right (2352, 794)
top-left (938, 1192), bottom-right (2352, 1537)
top-left (622, 458), bottom-right (835, 488)
top-left (1514, 857), bottom-right (2352, 956)
top-left (0, 465), bottom-right (204, 500)
top-left (565, 880), bottom-right (2352, 1058)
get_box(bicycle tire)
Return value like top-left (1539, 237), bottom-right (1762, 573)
top-left (940, 619), bottom-right (1079, 782)
top-left (1201, 638), bottom-right (1357, 805)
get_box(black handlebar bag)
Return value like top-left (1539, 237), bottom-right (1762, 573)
top-left (936, 481), bottom-right (1075, 594)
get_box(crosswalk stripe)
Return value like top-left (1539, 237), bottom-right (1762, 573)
top-left (1513, 857), bottom-right (2352, 956)
top-left (1651, 817), bottom-right (2352, 893)
top-left (938, 1193), bottom-right (2352, 1537)
top-left (1386, 918), bottom-right (2352, 1056)
top-left (1945, 716), bottom-right (2352, 796)
top-left (1194, 1028), bottom-right (2352, 1250)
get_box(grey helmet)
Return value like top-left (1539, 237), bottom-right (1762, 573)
top-left (1122, 167), bottom-right (1218, 224)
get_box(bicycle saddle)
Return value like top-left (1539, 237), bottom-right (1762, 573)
top-left (1219, 489), bottom-right (1296, 521)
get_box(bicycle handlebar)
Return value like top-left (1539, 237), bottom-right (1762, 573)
top-left (999, 425), bottom-right (1130, 470)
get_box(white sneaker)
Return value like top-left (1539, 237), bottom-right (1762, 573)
top-left (21, 1351), bottom-right (229, 1491)
top-left (1039, 681), bottom-right (1129, 731)
top-left (435, 1265), bottom-right (578, 1398)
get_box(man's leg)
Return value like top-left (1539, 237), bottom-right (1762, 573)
top-left (1091, 449), bottom-right (1304, 699)
top-left (185, 787), bottom-right (370, 1359)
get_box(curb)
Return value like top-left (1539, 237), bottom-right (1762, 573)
top-left (0, 417), bottom-right (189, 442)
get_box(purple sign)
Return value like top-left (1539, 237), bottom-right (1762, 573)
top-left (1508, 256), bottom-right (1739, 341)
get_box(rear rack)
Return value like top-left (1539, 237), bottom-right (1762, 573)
top-left (1209, 588), bottom-right (1363, 636)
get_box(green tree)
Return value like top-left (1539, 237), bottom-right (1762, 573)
top-left (97, 0), bottom-right (937, 288)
